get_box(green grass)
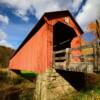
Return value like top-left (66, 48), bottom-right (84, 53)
top-left (21, 71), bottom-right (37, 77)
top-left (20, 70), bottom-right (37, 79)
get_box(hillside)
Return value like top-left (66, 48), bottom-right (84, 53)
top-left (0, 46), bottom-right (14, 68)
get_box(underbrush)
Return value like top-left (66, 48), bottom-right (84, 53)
top-left (74, 86), bottom-right (100, 100)
top-left (74, 73), bottom-right (100, 100)
top-left (0, 69), bottom-right (36, 100)
top-left (0, 68), bottom-right (100, 100)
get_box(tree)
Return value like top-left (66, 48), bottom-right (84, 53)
top-left (0, 46), bottom-right (14, 67)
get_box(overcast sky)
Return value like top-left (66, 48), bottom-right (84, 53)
top-left (0, 0), bottom-right (100, 48)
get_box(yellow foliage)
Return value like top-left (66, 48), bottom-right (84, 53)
top-left (82, 48), bottom-right (93, 55)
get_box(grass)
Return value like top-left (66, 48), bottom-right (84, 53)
top-left (0, 68), bottom-right (100, 100)
top-left (0, 68), bottom-right (36, 100)
top-left (74, 87), bottom-right (100, 100)
top-left (20, 70), bottom-right (37, 81)
top-left (73, 73), bottom-right (100, 100)
top-left (21, 70), bottom-right (37, 78)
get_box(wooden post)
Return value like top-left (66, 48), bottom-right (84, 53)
top-left (93, 44), bottom-right (96, 71)
top-left (53, 53), bottom-right (56, 68)
top-left (94, 43), bottom-right (98, 71)
top-left (65, 48), bottom-right (70, 67)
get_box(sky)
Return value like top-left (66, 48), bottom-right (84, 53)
top-left (0, 0), bottom-right (100, 49)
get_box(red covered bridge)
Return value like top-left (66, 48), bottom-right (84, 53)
top-left (9, 10), bottom-right (86, 74)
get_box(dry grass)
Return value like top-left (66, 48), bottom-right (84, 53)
top-left (0, 68), bottom-right (36, 100)
top-left (0, 68), bottom-right (100, 100)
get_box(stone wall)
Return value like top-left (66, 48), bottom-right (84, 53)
top-left (35, 68), bottom-right (76, 100)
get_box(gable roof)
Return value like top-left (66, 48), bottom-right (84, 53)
top-left (11, 10), bottom-right (83, 59)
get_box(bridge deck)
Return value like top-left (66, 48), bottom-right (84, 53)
top-left (54, 62), bottom-right (98, 73)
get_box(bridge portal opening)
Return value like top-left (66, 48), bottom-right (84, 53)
top-left (53, 21), bottom-right (77, 51)
top-left (53, 21), bottom-right (77, 62)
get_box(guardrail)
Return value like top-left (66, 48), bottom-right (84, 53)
top-left (53, 41), bottom-right (100, 73)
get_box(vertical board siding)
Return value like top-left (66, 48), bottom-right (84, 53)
top-left (9, 24), bottom-right (48, 73)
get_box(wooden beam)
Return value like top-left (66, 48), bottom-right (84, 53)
top-left (54, 62), bottom-right (94, 73)
top-left (54, 49), bottom-right (66, 54)
top-left (55, 57), bottom-right (66, 60)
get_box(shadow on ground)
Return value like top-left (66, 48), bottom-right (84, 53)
top-left (56, 69), bottom-right (86, 90)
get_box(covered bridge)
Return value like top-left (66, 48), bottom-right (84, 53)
top-left (9, 10), bottom-right (84, 73)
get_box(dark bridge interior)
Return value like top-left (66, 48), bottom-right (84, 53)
top-left (53, 21), bottom-right (77, 62)
top-left (53, 21), bottom-right (77, 51)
